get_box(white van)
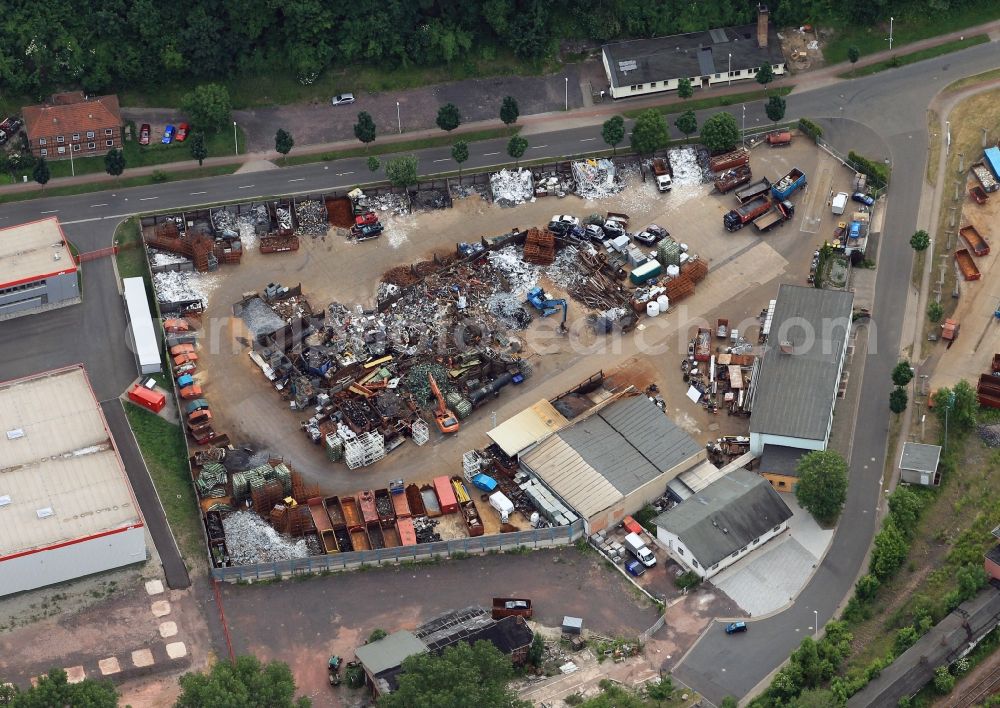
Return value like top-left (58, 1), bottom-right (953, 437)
top-left (832, 192), bottom-right (849, 215)
top-left (624, 532), bottom-right (656, 567)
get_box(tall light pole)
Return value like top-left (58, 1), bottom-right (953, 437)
top-left (233, 121), bottom-right (238, 156)
top-left (396, 101), bottom-right (401, 134)
top-left (889, 17), bottom-right (894, 51)
top-left (69, 145), bottom-right (75, 177)
top-left (728, 53), bottom-right (732, 86)
top-left (565, 77), bottom-right (569, 111)
top-left (813, 610), bottom-right (818, 638)
top-left (742, 104), bottom-right (746, 140)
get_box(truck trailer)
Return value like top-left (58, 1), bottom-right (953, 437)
top-left (724, 196), bottom-right (770, 231)
top-left (771, 168), bottom-right (806, 200)
top-left (709, 147), bottom-right (749, 172)
top-left (753, 200), bottom-right (795, 232)
top-left (651, 157), bottom-right (673, 192)
top-left (714, 165), bottom-right (752, 194)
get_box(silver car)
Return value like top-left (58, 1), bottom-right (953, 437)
top-left (331, 93), bottom-right (356, 106)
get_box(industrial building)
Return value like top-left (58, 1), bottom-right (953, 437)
top-left (749, 285), bottom-right (854, 456)
top-left (0, 217), bottom-right (80, 320)
top-left (898, 442), bottom-right (942, 487)
top-left (601, 6), bottom-right (785, 99)
top-left (653, 468), bottom-right (793, 579)
top-left (0, 366), bottom-right (146, 597)
top-left (519, 394), bottom-right (705, 533)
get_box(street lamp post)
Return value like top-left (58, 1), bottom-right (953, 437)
top-left (233, 121), bottom-right (238, 156)
top-left (728, 53), bottom-right (732, 86)
top-left (69, 145), bottom-right (75, 177)
top-left (889, 17), bottom-right (894, 51)
top-left (565, 77), bottom-right (569, 111)
top-left (396, 101), bottom-right (401, 134)
top-left (742, 104), bottom-right (746, 141)
top-left (813, 610), bottom-right (819, 638)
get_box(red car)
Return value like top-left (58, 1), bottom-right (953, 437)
top-left (139, 123), bottom-right (150, 145)
top-left (176, 123), bottom-right (189, 142)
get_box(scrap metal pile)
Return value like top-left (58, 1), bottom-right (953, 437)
top-left (490, 168), bottom-right (534, 207)
top-left (142, 211), bottom-right (243, 273)
top-left (572, 158), bottom-right (623, 200)
top-left (681, 320), bottom-right (758, 417)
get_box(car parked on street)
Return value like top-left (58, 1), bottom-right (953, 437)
top-left (725, 621), bottom-right (748, 634)
top-left (852, 191), bottom-right (875, 206)
top-left (139, 124), bottom-right (150, 145)
top-left (176, 123), bottom-right (189, 142)
top-left (331, 93), bottom-right (356, 106)
top-left (162, 125), bottom-right (175, 144)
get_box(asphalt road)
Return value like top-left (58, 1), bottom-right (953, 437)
top-left (0, 37), bottom-right (997, 700)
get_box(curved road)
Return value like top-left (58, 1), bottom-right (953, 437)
top-left (0, 38), bottom-right (996, 698)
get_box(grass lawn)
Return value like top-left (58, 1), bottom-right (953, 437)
top-left (823, 5), bottom-right (1000, 64)
top-left (123, 401), bottom-right (203, 565)
top-left (283, 126), bottom-right (517, 166)
top-left (925, 109), bottom-right (941, 187)
top-left (115, 217), bottom-right (148, 280)
top-left (624, 87), bottom-right (792, 119)
top-left (0, 164), bottom-right (237, 205)
top-left (836, 35), bottom-right (989, 79)
top-left (945, 66), bottom-right (1000, 93)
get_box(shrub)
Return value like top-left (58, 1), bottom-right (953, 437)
top-left (848, 150), bottom-right (890, 190)
top-left (674, 570), bottom-right (702, 590)
top-left (151, 170), bottom-right (168, 183)
top-left (933, 665), bottom-right (955, 694)
top-left (798, 117), bottom-right (824, 141)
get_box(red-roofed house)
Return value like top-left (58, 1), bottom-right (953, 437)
top-left (22, 91), bottom-right (123, 160)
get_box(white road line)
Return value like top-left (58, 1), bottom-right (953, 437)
top-left (433, 158), bottom-right (450, 162)
top-left (288, 178), bottom-right (305, 182)
top-left (337, 171), bottom-right (354, 176)
top-left (139, 196), bottom-right (158, 201)
top-left (238, 185), bottom-right (254, 189)
top-left (579, 137), bottom-right (597, 142)
top-left (190, 191), bottom-right (207, 195)
top-left (40, 209), bottom-right (59, 214)
top-left (90, 203), bottom-right (109, 208)
top-left (484, 152), bottom-right (500, 156)
top-left (530, 145), bottom-right (548, 149)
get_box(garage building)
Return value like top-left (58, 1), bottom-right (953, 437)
top-left (749, 284), bottom-right (854, 456)
top-left (0, 366), bottom-right (146, 597)
top-left (519, 394), bottom-right (705, 533)
top-left (0, 217), bottom-right (80, 320)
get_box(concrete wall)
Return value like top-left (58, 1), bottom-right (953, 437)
top-left (607, 63), bottom-right (786, 100)
top-left (900, 469), bottom-right (936, 487)
top-left (0, 525), bottom-right (146, 596)
top-left (656, 520), bottom-right (788, 579)
top-left (750, 432), bottom-right (825, 457)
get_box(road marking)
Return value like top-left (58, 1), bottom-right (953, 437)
top-left (238, 185), bottom-right (254, 189)
top-left (580, 137), bottom-right (597, 142)
top-left (484, 152), bottom-right (500, 156)
top-left (530, 145), bottom-right (548, 149)
top-left (90, 203), bottom-right (109, 208)
top-left (288, 178), bottom-right (305, 182)
top-left (40, 209), bottom-right (59, 214)
top-left (139, 196), bottom-right (158, 201)
top-left (433, 158), bottom-right (449, 162)
top-left (337, 171), bottom-right (354, 176)
top-left (190, 191), bottom-right (207, 195)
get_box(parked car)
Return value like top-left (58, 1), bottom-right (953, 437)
top-left (634, 225), bottom-right (668, 246)
top-left (548, 215), bottom-right (580, 234)
top-left (852, 191), bottom-right (875, 206)
top-left (351, 223), bottom-right (384, 240)
top-left (176, 123), bottom-right (189, 142)
top-left (162, 125), bottom-right (175, 144)
top-left (601, 220), bottom-right (627, 239)
top-left (331, 93), bottom-right (356, 106)
top-left (584, 224), bottom-right (607, 243)
top-left (625, 560), bottom-right (646, 577)
top-left (139, 124), bottom-right (150, 145)
top-left (725, 621), bottom-right (748, 634)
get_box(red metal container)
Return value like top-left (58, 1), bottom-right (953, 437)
top-left (397, 517), bottom-right (417, 546)
top-left (433, 475), bottom-right (459, 514)
top-left (128, 385), bottom-right (165, 413)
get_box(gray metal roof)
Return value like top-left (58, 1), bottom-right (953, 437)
top-left (653, 469), bottom-right (792, 568)
top-left (602, 24), bottom-right (785, 88)
top-left (750, 285), bottom-right (854, 441)
top-left (759, 444), bottom-right (805, 478)
top-left (354, 630), bottom-right (426, 675)
top-left (899, 442), bottom-right (941, 474)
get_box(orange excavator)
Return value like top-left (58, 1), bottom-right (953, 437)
top-left (428, 373), bottom-right (459, 434)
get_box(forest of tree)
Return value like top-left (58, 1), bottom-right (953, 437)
top-left (0, 0), bottom-right (963, 98)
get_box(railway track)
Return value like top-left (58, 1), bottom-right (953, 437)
top-left (949, 659), bottom-right (1000, 708)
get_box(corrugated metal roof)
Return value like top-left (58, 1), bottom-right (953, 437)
top-left (519, 435), bottom-right (623, 518)
top-left (749, 285), bottom-right (854, 441)
top-left (354, 630), bottom-right (427, 675)
top-left (0, 367), bottom-right (142, 558)
top-left (487, 399), bottom-right (569, 457)
top-left (898, 442), bottom-right (941, 474)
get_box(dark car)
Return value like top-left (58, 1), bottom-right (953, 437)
top-left (601, 220), bottom-right (627, 239)
top-left (352, 223), bottom-right (384, 240)
top-left (852, 192), bottom-right (875, 206)
top-left (725, 621), bottom-right (748, 634)
top-left (625, 560), bottom-right (646, 577)
top-left (634, 225), bottom-right (668, 246)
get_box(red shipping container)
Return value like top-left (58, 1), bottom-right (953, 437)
top-left (622, 516), bottom-right (643, 536)
top-left (433, 475), bottom-right (459, 514)
top-left (397, 517), bottom-right (417, 546)
top-left (128, 385), bottom-right (165, 413)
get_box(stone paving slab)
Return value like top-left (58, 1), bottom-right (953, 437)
top-left (165, 642), bottom-right (187, 660)
top-left (64, 666), bottom-right (86, 684)
top-left (150, 600), bottom-right (171, 617)
top-left (98, 657), bottom-right (121, 676)
top-left (131, 649), bottom-right (155, 668)
top-left (144, 579), bottom-right (165, 596)
top-left (159, 621), bottom-right (178, 638)
top-left (712, 535), bottom-right (818, 616)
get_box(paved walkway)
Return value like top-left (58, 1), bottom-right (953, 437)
top-left (3, 18), bottom-right (999, 197)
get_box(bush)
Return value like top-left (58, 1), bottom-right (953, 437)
top-left (894, 626), bottom-right (918, 656)
top-left (151, 170), bottom-right (169, 183)
top-left (870, 519), bottom-right (909, 581)
top-left (933, 665), bottom-right (955, 694)
top-left (927, 300), bottom-right (943, 323)
top-left (848, 150), bottom-right (890, 190)
top-left (855, 574), bottom-right (880, 602)
top-left (798, 118), bottom-right (823, 141)
top-left (674, 570), bottom-right (702, 590)
top-left (368, 628), bottom-right (388, 643)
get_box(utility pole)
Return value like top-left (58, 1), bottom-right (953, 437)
top-left (889, 17), bottom-right (894, 51)
top-left (396, 101), bottom-right (401, 134)
top-left (233, 121), bottom-right (238, 155)
top-left (565, 77), bottom-right (569, 111)
top-left (728, 53), bottom-right (732, 86)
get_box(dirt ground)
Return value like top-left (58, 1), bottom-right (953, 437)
top-left (779, 26), bottom-right (827, 73)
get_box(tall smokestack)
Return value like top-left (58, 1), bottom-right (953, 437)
top-left (757, 4), bottom-right (769, 48)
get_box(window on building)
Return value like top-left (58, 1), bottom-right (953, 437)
top-left (677, 547), bottom-right (685, 556)
top-left (57, 146), bottom-right (65, 154)
top-left (773, 525), bottom-right (781, 532)
top-left (88, 142), bottom-right (96, 149)
top-left (714, 73), bottom-right (721, 79)
top-left (106, 139), bottom-right (114, 147)
top-left (73, 144), bottom-right (80, 151)
top-left (692, 559), bottom-right (699, 568)
top-left (778, 480), bottom-right (786, 487)
top-left (731, 551), bottom-right (739, 558)
top-left (740, 546), bottom-right (748, 553)
top-left (57, 135), bottom-right (64, 143)
top-left (39, 138), bottom-right (47, 145)
top-left (105, 128), bottom-right (113, 136)
top-left (650, 81), bottom-right (657, 88)
top-left (712, 564), bottom-right (719, 570)
top-left (87, 131), bottom-right (95, 139)
top-left (753, 537), bottom-right (760, 545)
top-left (72, 133), bottom-right (80, 141)
top-left (40, 148), bottom-right (47, 156)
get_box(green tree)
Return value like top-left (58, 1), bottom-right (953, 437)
top-left (932, 665), bottom-right (955, 694)
top-left (451, 140), bottom-right (469, 180)
top-left (870, 519), bottom-right (909, 580)
top-left (274, 129), bottom-right (294, 163)
top-left (645, 676), bottom-right (674, 700)
top-left (576, 680), bottom-right (646, 708)
top-left (887, 486), bottom-right (923, 537)
top-left (700, 112), bottom-right (741, 153)
top-left (765, 95), bottom-right (786, 124)
top-left (436, 103), bottom-right (461, 133)
top-left (368, 628), bottom-right (388, 643)
top-left (385, 155), bottom-right (418, 188)
top-left (674, 110), bottom-right (698, 143)
top-left (601, 115), bottom-right (625, 155)
top-left (629, 109), bottom-right (669, 156)
top-left (894, 626), bottom-right (919, 656)
top-left (910, 230), bottom-right (930, 251)
top-left (847, 46), bottom-right (861, 75)
top-left (32, 157), bottom-right (50, 187)
top-left (3, 668), bottom-right (118, 707)
top-left (795, 450), bottom-right (848, 525)
top-left (932, 380), bottom-right (977, 433)
top-left (527, 633), bottom-right (545, 666)
top-left (677, 77), bottom-right (694, 100)
top-left (189, 132), bottom-right (208, 166)
top-left (104, 148), bottom-right (126, 179)
top-left (181, 83), bottom-right (232, 132)
top-left (507, 135), bottom-right (528, 167)
top-left (367, 156), bottom-right (380, 173)
top-left (793, 688), bottom-right (841, 707)
top-left (927, 300), bottom-right (943, 323)
top-left (379, 641), bottom-right (525, 708)
top-left (855, 573), bottom-right (880, 601)
top-left (889, 386), bottom-right (908, 414)
top-left (756, 63), bottom-right (775, 92)
top-left (892, 361), bottom-right (914, 387)
top-left (176, 655), bottom-right (310, 708)
top-left (354, 111), bottom-right (377, 150)
top-left (500, 96), bottom-right (520, 128)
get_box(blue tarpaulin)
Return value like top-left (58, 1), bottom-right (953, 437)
top-left (472, 474), bottom-right (498, 492)
top-left (176, 374), bottom-right (194, 387)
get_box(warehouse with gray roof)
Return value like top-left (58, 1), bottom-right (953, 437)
top-left (749, 284), bottom-right (854, 457)
top-left (518, 394), bottom-right (705, 533)
top-left (653, 468), bottom-right (792, 579)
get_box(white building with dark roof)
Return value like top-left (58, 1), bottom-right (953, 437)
top-left (0, 366), bottom-right (146, 596)
top-left (653, 468), bottom-right (793, 579)
top-left (601, 5), bottom-right (786, 100)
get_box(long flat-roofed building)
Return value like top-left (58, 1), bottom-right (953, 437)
top-left (0, 366), bottom-right (146, 596)
top-left (0, 217), bottom-right (80, 320)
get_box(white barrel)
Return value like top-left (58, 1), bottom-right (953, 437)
top-left (666, 264), bottom-right (681, 278)
top-left (646, 301), bottom-right (660, 317)
top-left (656, 295), bottom-right (669, 311)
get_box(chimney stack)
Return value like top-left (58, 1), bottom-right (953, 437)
top-left (757, 4), bottom-right (769, 48)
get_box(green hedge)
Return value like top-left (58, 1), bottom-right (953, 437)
top-left (848, 150), bottom-right (890, 190)
top-left (798, 118), bottom-right (823, 142)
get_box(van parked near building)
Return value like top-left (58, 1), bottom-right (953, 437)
top-left (624, 532), bottom-right (656, 567)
